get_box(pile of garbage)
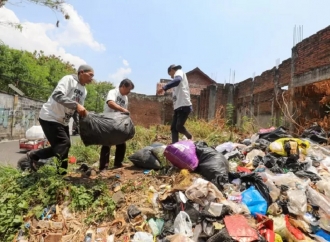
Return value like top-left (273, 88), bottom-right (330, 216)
top-left (123, 124), bottom-right (330, 241)
top-left (18, 123), bottom-right (330, 241)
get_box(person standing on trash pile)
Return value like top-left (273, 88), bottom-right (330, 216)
top-left (26, 65), bottom-right (94, 175)
top-left (157, 64), bottom-right (193, 144)
top-left (99, 78), bottom-right (135, 171)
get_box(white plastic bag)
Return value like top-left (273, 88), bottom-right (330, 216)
top-left (287, 189), bottom-right (307, 215)
top-left (173, 211), bottom-right (193, 237)
top-left (25, 125), bottom-right (45, 140)
top-left (131, 232), bottom-right (153, 242)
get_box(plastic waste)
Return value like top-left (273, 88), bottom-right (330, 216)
top-left (173, 211), bottom-right (193, 237)
top-left (164, 140), bottom-right (199, 171)
top-left (148, 218), bottom-right (164, 236)
top-left (269, 138), bottom-right (310, 156)
top-left (131, 232), bottom-right (153, 242)
top-left (306, 186), bottom-right (330, 215)
top-left (246, 149), bottom-right (265, 163)
top-left (84, 228), bottom-right (95, 242)
top-left (241, 186), bottom-right (267, 216)
top-left (287, 189), bottom-right (307, 215)
top-left (215, 142), bottom-right (235, 153)
top-left (106, 234), bottom-right (115, 242)
top-left (224, 214), bottom-right (259, 241)
top-left (264, 179), bottom-right (280, 202)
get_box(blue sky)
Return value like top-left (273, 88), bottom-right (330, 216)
top-left (1, 0), bottom-right (330, 95)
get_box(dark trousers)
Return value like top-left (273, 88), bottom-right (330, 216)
top-left (171, 107), bottom-right (192, 144)
top-left (99, 143), bottom-right (126, 170)
top-left (30, 118), bottom-right (70, 170)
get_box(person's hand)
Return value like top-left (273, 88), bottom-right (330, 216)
top-left (157, 88), bottom-right (164, 95)
top-left (77, 103), bottom-right (87, 117)
top-left (122, 108), bottom-right (130, 114)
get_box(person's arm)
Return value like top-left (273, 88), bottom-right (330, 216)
top-left (52, 76), bottom-right (87, 116)
top-left (162, 76), bottom-right (182, 91)
top-left (105, 90), bottom-right (129, 112)
top-left (107, 101), bottom-right (129, 113)
top-left (52, 77), bottom-right (78, 110)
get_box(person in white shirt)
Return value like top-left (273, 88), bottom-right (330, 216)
top-left (99, 78), bottom-right (135, 171)
top-left (27, 65), bottom-right (94, 174)
top-left (157, 64), bottom-right (193, 143)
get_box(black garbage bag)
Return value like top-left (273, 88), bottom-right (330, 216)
top-left (195, 141), bottom-right (229, 186)
top-left (295, 170), bottom-right (321, 181)
top-left (254, 139), bottom-right (270, 151)
top-left (269, 165), bottom-right (284, 174)
top-left (159, 220), bottom-right (174, 238)
top-left (258, 126), bottom-right (291, 142)
top-left (79, 112), bottom-right (135, 146)
top-left (128, 146), bottom-right (161, 169)
top-left (284, 160), bottom-right (308, 173)
top-left (161, 195), bottom-right (177, 211)
top-left (301, 124), bottom-right (328, 144)
top-left (263, 154), bottom-right (277, 168)
top-left (253, 156), bottom-right (264, 168)
top-left (240, 173), bottom-right (272, 206)
top-left (183, 201), bottom-right (201, 225)
top-left (206, 228), bottom-right (236, 242)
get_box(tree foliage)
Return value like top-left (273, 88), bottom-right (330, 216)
top-left (0, 43), bottom-right (114, 112)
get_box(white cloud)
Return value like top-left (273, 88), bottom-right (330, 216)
top-left (56, 4), bottom-right (105, 51)
top-left (0, 5), bottom-right (105, 68)
top-left (109, 59), bottom-right (132, 86)
top-left (123, 59), bottom-right (129, 66)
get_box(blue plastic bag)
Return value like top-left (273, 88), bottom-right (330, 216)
top-left (242, 186), bottom-right (267, 216)
top-left (315, 229), bottom-right (330, 241)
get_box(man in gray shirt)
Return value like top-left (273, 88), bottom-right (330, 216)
top-left (27, 65), bottom-right (94, 174)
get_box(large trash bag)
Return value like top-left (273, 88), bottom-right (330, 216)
top-left (258, 126), bottom-right (291, 142)
top-left (301, 123), bottom-right (328, 144)
top-left (164, 141), bottom-right (199, 171)
top-left (242, 186), bottom-right (268, 216)
top-left (79, 112), bottom-right (135, 146)
top-left (195, 141), bottom-right (229, 187)
top-left (128, 146), bottom-right (161, 169)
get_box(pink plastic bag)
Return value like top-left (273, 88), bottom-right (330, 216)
top-left (164, 141), bottom-right (199, 171)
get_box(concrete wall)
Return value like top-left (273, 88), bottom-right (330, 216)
top-left (0, 92), bottom-right (44, 140)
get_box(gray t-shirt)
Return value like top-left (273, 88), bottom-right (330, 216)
top-left (172, 69), bottom-right (192, 110)
top-left (39, 75), bottom-right (87, 125)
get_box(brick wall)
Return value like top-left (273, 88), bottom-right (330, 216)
top-left (128, 93), bottom-right (165, 127)
top-left (278, 58), bottom-right (291, 86)
top-left (294, 26), bottom-right (330, 76)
